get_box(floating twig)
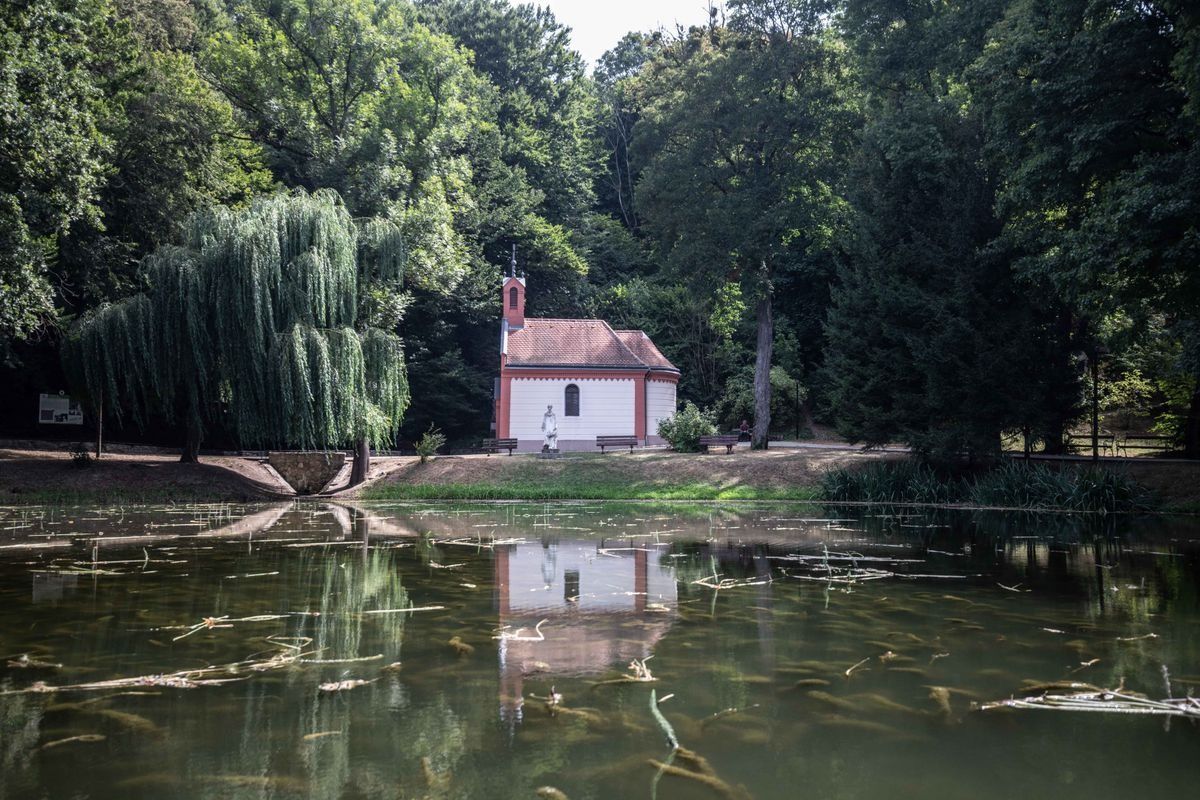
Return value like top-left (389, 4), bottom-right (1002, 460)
top-left (700, 703), bottom-right (760, 730)
top-left (362, 605), bottom-right (445, 615)
top-left (493, 619), bottom-right (548, 642)
top-left (845, 657), bottom-right (870, 677)
top-left (318, 679), bottom-right (373, 693)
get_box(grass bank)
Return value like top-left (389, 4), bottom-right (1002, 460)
top-left (367, 479), bottom-right (821, 502)
top-left (359, 449), bottom-right (1200, 513)
top-left (360, 448), bottom-right (891, 502)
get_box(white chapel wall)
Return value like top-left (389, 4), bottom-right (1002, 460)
top-left (646, 380), bottom-right (677, 443)
top-left (510, 378), bottom-right (635, 449)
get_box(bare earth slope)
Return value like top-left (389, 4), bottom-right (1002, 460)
top-left (0, 448), bottom-right (290, 503)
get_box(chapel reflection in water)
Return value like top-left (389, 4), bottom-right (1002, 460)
top-left (493, 538), bottom-right (678, 723)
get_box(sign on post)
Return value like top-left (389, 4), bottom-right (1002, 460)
top-left (38, 393), bottom-right (84, 425)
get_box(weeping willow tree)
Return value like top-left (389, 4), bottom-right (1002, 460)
top-left (63, 189), bottom-right (409, 483)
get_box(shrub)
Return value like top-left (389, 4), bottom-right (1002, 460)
top-left (657, 402), bottom-right (717, 452)
top-left (69, 442), bottom-right (92, 468)
top-left (414, 424), bottom-right (447, 464)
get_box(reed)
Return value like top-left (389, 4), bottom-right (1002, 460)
top-left (822, 460), bottom-right (1152, 512)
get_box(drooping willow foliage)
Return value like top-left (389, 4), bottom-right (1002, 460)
top-left (63, 189), bottom-right (410, 450)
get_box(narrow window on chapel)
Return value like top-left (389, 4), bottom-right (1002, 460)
top-left (565, 384), bottom-right (580, 416)
top-left (509, 287), bottom-right (518, 309)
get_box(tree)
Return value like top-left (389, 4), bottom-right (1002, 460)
top-left (970, 0), bottom-right (1200, 455)
top-left (416, 0), bottom-right (599, 226)
top-left (823, 92), bottom-right (1077, 460)
top-left (204, 0), bottom-right (478, 289)
top-left (63, 190), bottom-right (409, 484)
top-left (632, 8), bottom-right (853, 448)
top-left (0, 0), bottom-right (113, 347)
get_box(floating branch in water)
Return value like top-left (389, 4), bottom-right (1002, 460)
top-left (628, 657), bottom-right (656, 681)
top-left (978, 685), bottom-right (1200, 719)
top-left (6, 654), bottom-right (62, 670)
top-left (700, 703), bottom-right (760, 730)
top-left (649, 689), bottom-right (677, 749)
top-left (0, 637), bottom-right (319, 695)
top-left (845, 657), bottom-right (871, 677)
top-left (493, 619), bottom-right (548, 642)
top-left (692, 574), bottom-right (772, 590)
top-left (362, 605), bottom-right (444, 615)
top-left (301, 654), bottom-right (384, 665)
top-left (168, 614), bottom-right (294, 641)
top-left (38, 734), bottom-right (106, 750)
top-left (647, 747), bottom-right (751, 800)
top-left (318, 679), bottom-right (373, 692)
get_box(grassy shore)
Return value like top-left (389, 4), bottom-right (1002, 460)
top-left (365, 479), bottom-right (821, 502)
top-left (359, 449), bottom-right (886, 502)
top-left (3, 445), bottom-right (1198, 511)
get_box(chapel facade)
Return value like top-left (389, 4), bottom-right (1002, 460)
top-left (494, 265), bottom-right (679, 452)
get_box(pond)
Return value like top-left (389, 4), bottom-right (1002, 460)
top-left (1, 502), bottom-right (1198, 799)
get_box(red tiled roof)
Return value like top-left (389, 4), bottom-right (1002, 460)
top-left (613, 330), bottom-right (676, 371)
top-left (506, 319), bottom-right (677, 371)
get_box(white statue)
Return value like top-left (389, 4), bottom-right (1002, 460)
top-left (541, 404), bottom-right (558, 450)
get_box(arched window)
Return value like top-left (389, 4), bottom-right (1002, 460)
top-left (509, 286), bottom-right (518, 309)
top-left (564, 384), bottom-right (580, 416)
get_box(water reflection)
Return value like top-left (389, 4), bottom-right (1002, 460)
top-left (0, 502), bottom-right (1197, 799)
top-left (495, 539), bottom-right (678, 722)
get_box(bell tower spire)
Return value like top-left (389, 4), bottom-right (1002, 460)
top-left (502, 246), bottom-right (526, 328)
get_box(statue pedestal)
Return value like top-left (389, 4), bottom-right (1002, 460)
top-left (537, 449), bottom-right (561, 460)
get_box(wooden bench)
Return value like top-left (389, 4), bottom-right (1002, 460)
top-left (1066, 432), bottom-right (1115, 456)
top-left (1118, 434), bottom-right (1173, 456)
top-left (596, 436), bottom-right (638, 454)
top-left (698, 434), bottom-right (740, 454)
top-left (480, 438), bottom-right (518, 456)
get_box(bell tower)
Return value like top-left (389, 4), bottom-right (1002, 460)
top-left (502, 245), bottom-right (525, 329)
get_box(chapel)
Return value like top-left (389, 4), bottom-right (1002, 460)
top-left (494, 261), bottom-right (678, 452)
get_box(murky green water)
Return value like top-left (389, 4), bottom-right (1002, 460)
top-left (1, 502), bottom-right (1198, 799)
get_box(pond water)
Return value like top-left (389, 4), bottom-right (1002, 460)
top-left (1, 502), bottom-right (1198, 800)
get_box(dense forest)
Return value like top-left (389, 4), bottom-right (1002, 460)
top-left (1, 0), bottom-right (1197, 460)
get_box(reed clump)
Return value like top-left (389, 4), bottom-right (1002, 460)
top-left (821, 460), bottom-right (1152, 512)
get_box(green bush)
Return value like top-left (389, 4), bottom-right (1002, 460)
top-left (657, 402), bottom-right (717, 452)
top-left (414, 424), bottom-right (447, 464)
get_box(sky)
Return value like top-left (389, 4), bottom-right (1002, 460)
top-left (539, 0), bottom-right (720, 67)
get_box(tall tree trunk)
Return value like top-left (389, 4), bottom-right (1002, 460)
top-left (1184, 379), bottom-right (1200, 459)
top-left (350, 436), bottom-right (370, 486)
top-left (94, 390), bottom-right (103, 460)
top-left (752, 294), bottom-right (773, 450)
top-left (1090, 350), bottom-right (1100, 462)
top-left (180, 418), bottom-right (201, 463)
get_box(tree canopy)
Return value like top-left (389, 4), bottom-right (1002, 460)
top-left (4, 0), bottom-right (1198, 462)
